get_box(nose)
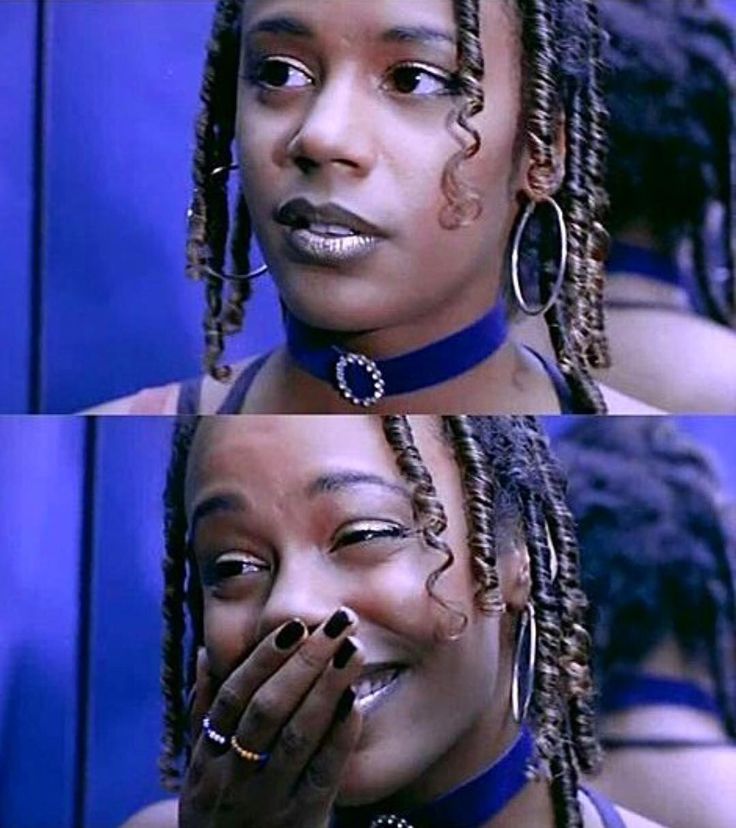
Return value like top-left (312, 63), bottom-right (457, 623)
top-left (286, 73), bottom-right (375, 178)
top-left (257, 552), bottom-right (351, 640)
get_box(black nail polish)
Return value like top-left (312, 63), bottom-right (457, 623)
top-left (332, 639), bottom-right (356, 669)
top-left (324, 609), bottom-right (352, 639)
top-left (275, 620), bottom-right (306, 650)
top-left (336, 687), bottom-right (355, 721)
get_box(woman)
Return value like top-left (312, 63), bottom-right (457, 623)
top-left (90, 0), bottom-right (656, 415)
top-left (556, 418), bottom-right (736, 827)
top-left (517, 0), bottom-right (736, 412)
top-left (125, 415), bottom-right (660, 827)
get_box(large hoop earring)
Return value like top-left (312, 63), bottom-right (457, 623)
top-left (511, 602), bottom-right (537, 723)
top-left (510, 195), bottom-right (568, 316)
top-left (188, 164), bottom-right (269, 284)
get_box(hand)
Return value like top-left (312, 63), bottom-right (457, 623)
top-left (180, 608), bottom-right (364, 828)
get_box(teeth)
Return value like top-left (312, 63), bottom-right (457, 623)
top-left (354, 668), bottom-right (400, 701)
top-left (308, 222), bottom-right (356, 237)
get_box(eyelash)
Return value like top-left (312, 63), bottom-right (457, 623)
top-left (245, 56), bottom-right (459, 98)
top-left (202, 522), bottom-right (414, 585)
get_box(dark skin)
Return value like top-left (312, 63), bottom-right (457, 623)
top-left (122, 417), bottom-right (661, 828)
top-left (222, 0), bottom-right (647, 415)
top-left (91, 0), bottom-right (657, 415)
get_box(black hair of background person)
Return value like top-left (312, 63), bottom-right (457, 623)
top-left (160, 416), bottom-right (601, 828)
top-left (187, 0), bottom-right (612, 414)
top-left (600, 0), bottom-right (736, 322)
top-left (554, 418), bottom-right (736, 738)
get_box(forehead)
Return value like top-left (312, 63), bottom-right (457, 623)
top-left (241, 0), bottom-right (517, 55)
top-left (185, 416), bottom-right (449, 506)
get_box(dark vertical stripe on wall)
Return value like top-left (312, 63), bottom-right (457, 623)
top-left (29, 0), bottom-right (48, 413)
top-left (73, 418), bottom-right (98, 828)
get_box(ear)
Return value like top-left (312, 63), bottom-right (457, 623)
top-left (497, 541), bottom-right (532, 613)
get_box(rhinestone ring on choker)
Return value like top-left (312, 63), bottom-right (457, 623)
top-left (335, 352), bottom-right (386, 408)
top-left (369, 817), bottom-right (414, 828)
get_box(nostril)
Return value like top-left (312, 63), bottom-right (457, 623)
top-left (295, 155), bottom-right (319, 175)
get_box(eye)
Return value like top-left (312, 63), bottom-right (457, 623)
top-left (251, 57), bottom-right (314, 90)
top-left (383, 63), bottom-right (457, 97)
top-left (201, 551), bottom-right (270, 587)
top-left (332, 520), bottom-right (414, 550)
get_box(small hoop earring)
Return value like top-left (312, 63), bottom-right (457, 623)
top-left (511, 602), bottom-right (537, 723)
top-left (510, 195), bottom-right (568, 316)
top-left (188, 164), bottom-right (267, 283)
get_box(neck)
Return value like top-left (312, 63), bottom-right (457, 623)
top-left (334, 723), bottom-right (544, 828)
top-left (284, 297), bottom-right (509, 407)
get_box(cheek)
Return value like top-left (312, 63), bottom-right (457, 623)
top-left (203, 597), bottom-right (259, 680)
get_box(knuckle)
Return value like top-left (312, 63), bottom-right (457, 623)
top-left (214, 684), bottom-right (243, 722)
top-left (278, 724), bottom-right (311, 760)
top-left (303, 758), bottom-right (335, 795)
top-left (245, 692), bottom-right (281, 731)
top-left (294, 644), bottom-right (324, 672)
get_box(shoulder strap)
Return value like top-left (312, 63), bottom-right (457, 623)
top-left (176, 376), bottom-right (204, 416)
top-left (216, 353), bottom-right (271, 414)
top-left (523, 347), bottom-right (576, 414)
top-left (580, 786), bottom-right (626, 828)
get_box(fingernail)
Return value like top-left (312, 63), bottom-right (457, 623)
top-left (336, 687), bottom-right (355, 721)
top-left (332, 638), bottom-right (357, 669)
top-left (324, 608), bottom-right (355, 639)
top-left (275, 619), bottom-right (306, 650)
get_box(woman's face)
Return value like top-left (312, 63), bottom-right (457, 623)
top-left (185, 416), bottom-right (527, 805)
top-left (235, 0), bottom-right (527, 337)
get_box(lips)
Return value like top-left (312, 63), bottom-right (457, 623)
top-left (353, 664), bottom-right (405, 714)
top-left (274, 198), bottom-right (388, 266)
top-left (275, 198), bottom-right (386, 238)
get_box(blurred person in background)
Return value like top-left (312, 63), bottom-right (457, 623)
top-left (557, 418), bottom-right (736, 828)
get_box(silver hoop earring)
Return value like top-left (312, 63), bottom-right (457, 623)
top-left (189, 164), bottom-right (269, 284)
top-left (510, 195), bottom-right (568, 316)
top-left (511, 602), bottom-right (537, 723)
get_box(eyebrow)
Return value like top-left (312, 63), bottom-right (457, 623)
top-left (245, 16), bottom-right (313, 40)
top-left (305, 470), bottom-right (413, 503)
top-left (189, 492), bottom-right (247, 538)
top-left (381, 25), bottom-right (456, 48)
top-left (245, 16), bottom-right (455, 49)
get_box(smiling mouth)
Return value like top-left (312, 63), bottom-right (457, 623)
top-left (353, 666), bottom-right (405, 715)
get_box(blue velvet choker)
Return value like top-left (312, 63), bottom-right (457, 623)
top-left (284, 299), bottom-right (508, 408)
top-left (600, 671), bottom-right (721, 718)
top-left (607, 241), bottom-right (685, 288)
top-left (331, 725), bottom-right (534, 828)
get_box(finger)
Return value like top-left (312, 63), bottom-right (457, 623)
top-left (205, 615), bottom-right (312, 739)
top-left (229, 607), bottom-right (359, 758)
top-left (190, 647), bottom-right (215, 742)
top-left (259, 636), bottom-right (365, 794)
top-left (297, 687), bottom-right (363, 818)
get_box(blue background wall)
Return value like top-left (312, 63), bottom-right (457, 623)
top-left (0, 415), bottom-right (735, 828)
top-left (2, 0), bottom-right (735, 413)
top-left (2, 0), bottom-right (280, 414)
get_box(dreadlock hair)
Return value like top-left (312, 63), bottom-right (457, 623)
top-left (160, 415), bottom-right (601, 828)
top-left (600, 0), bottom-right (736, 323)
top-left (555, 418), bottom-right (736, 738)
top-left (185, 0), bottom-right (611, 413)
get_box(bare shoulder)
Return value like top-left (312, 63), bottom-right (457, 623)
top-left (618, 806), bottom-right (667, 828)
top-left (599, 384), bottom-right (664, 415)
top-left (82, 383), bottom-right (181, 415)
top-left (579, 791), bottom-right (666, 828)
top-left (120, 798), bottom-right (177, 828)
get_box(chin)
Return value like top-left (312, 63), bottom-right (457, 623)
top-left (277, 274), bottom-right (402, 333)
